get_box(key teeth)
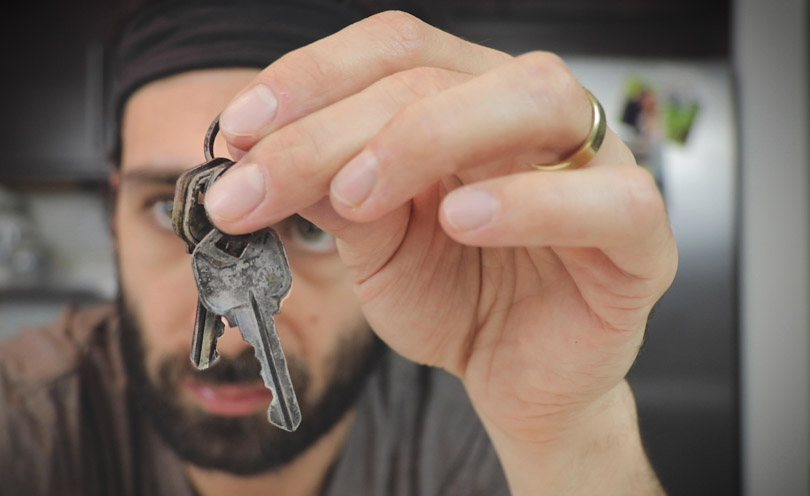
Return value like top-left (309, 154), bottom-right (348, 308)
top-left (244, 317), bottom-right (301, 432)
top-left (257, 363), bottom-right (302, 431)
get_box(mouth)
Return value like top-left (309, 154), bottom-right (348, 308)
top-left (183, 378), bottom-right (273, 417)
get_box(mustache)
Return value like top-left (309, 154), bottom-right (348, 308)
top-left (171, 347), bottom-right (264, 385)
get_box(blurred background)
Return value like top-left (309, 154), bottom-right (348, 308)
top-left (0, 0), bottom-right (807, 494)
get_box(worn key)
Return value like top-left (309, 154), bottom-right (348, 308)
top-left (174, 162), bottom-right (228, 369)
top-left (175, 162), bottom-right (230, 369)
top-left (171, 115), bottom-right (236, 370)
top-left (172, 159), bottom-right (231, 369)
top-left (192, 227), bottom-right (300, 431)
top-left (190, 300), bottom-right (225, 369)
top-left (171, 116), bottom-right (232, 254)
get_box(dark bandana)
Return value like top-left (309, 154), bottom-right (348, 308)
top-left (109, 0), bottom-right (364, 155)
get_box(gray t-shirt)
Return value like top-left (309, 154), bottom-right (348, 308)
top-left (0, 305), bottom-right (508, 495)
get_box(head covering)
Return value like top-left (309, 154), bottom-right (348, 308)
top-left (108, 0), bottom-right (364, 159)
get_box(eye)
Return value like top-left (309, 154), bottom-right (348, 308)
top-left (287, 215), bottom-right (336, 254)
top-left (148, 198), bottom-right (174, 231)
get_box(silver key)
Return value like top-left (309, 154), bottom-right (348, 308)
top-left (192, 227), bottom-right (301, 431)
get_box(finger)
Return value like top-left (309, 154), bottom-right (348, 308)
top-left (205, 67), bottom-right (471, 234)
top-left (327, 51), bottom-right (617, 222)
top-left (438, 164), bottom-right (676, 282)
top-left (218, 11), bottom-right (510, 154)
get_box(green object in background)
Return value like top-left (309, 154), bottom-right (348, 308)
top-left (623, 75), bottom-right (647, 99)
top-left (664, 99), bottom-right (700, 144)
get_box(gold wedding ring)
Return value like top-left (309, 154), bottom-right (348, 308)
top-left (530, 89), bottom-right (606, 171)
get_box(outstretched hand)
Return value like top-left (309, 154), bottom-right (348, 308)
top-left (204, 11), bottom-right (676, 494)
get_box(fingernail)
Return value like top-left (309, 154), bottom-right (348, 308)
top-left (205, 163), bottom-right (265, 221)
top-left (331, 151), bottom-right (379, 207)
top-left (443, 188), bottom-right (498, 231)
top-left (220, 85), bottom-right (278, 136)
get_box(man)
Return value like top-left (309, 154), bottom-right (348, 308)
top-left (0, 0), bottom-right (677, 494)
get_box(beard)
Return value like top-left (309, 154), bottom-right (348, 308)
top-left (117, 294), bottom-right (385, 475)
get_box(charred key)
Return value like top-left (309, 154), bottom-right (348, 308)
top-left (192, 227), bottom-right (301, 431)
top-left (171, 116), bottom-right (232, 253)
top-left (174, 158), bottom-right (227, 369)
top-left (171, 116), bottom-right (232, 369)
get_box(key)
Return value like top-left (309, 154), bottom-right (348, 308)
top-left (171, 115), bottom-right (232, 254)
top-left (192, 227), bottom-right (301, 431)
top-left (171, 115), bottom-right (234, 369)
top-left (190, 299), bottom-right (225, 369)
top-left (172, 157), bottom-right (231, 253)
top-left (173, 158), bottom-right (231, 369)
top-left (173, 162), bottom-right (230, 368)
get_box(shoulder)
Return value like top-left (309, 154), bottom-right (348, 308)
top-left (0, 304), bottom-right (117, 390)
top-left (0, 304), bottom-right (126, 494)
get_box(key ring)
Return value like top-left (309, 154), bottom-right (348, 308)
top-left (172, 114), bottom-right (235, 253)
top-left (204, 114), bottom-right (220, 162)
top-left (203, 114), bottom-right (231, 188)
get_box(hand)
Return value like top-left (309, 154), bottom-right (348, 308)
top-left (206, 11), bottom-right (676, 493)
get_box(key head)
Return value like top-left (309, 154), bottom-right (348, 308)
top-left (171, 158), bottom-right (233, 253)
top-left (192, 228), bottom-right (292, 325)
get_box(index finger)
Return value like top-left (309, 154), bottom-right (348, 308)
top-left (219, 11), bottom-right (511, 152)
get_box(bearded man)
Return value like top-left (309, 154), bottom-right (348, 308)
top-left (0, 1), bottom-right (676, 495)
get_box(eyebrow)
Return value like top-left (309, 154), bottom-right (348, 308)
top-left (119, 170), bottom-right (181, 186)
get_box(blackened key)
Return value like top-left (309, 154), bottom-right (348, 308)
top-left (171, 116), bottom-right (235, 370)
top-left (190, 301), bottom-right (224, 369)
top-left (172, 158), bottom-right (232, 254)
top-left (172, 160), bottom-right (232, 370)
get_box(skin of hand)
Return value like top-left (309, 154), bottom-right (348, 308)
top-left (204, 11), bottom-right (677, 495)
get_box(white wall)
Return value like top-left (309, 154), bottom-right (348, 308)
top-left (0, 191), bottom-right (115, 339)
top-left (734, 0), bottom-right (810, 494)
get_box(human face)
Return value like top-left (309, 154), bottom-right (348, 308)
top-left (114, 68), bottom-right (379, 472)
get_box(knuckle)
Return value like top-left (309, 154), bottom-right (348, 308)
top-left (518, 51), bottom-right (572, 86)
top-left (619, 166), bottom-right (667, 232)
top-left (363, 10), bottom-right (427, 61)
top-left (259, 125), bottom-right (326, 183)
top-left (270, 46), bottom-right (335, 89)
top-left (520, 50), bottom-right (567, 73)
top-left (382, 67), bottom-right (455, 102)
top-left (394, 99), bottom-right (449, 152)
top-left (515, 51), bottom-right (579, 110)
top-left (514, 51), bottom-right (590, 151)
